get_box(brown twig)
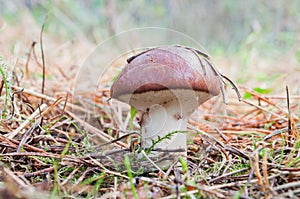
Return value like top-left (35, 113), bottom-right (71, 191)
top-left (0, 134), bottom-right (45, 153)
top-left (6, 88), bottom-right (24, 120)
top-left (25, 41), bottom-right (37, 79)
top-left (241, 99), bottom-right (284, 119)
top-left (241, 86), bottom-right (291, 117)
top-left (286, 85), bottom-right (291, 136)
top-left (262, 150), bottom-right (275, 198)
top-left (40, 15), bottom-right (48, 104)
top-left (7, 103), bottom-right (48, 139)
top-left (0, 152), bottom-right (60, 158)
top-left (65, 110), bottom-right (128, 148)
top-left (220, 74), bottom-right (242, 101)
top-left (24, 166), bottom-right (55, 178)
top-left (17, 117), bottom-right (42, 153)
top-left (0, 79), bottom-right (4, 96)
top-left (11, 85), bottom-right (92, 113)
top-left (273, 181), bottom-right (300, 192)
top-left (209, 168), bottom-right (249, 183)
top-left (60, 166), bottom-right (82, 186)
top-left (251, 148), bottom-right (266, 196)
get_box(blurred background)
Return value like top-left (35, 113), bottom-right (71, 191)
top-left (0, 0), bottom-right (300, 95)
top-left (1, 2), bottom-right (300, 197)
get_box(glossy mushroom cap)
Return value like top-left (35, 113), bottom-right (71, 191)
top-left (111, 46), bottom-right (221, 111)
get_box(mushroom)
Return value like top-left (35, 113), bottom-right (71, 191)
top-left (110, 46), bottom-right (221, 165)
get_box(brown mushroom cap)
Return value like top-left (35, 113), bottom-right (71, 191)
top-left (111, 46), bottom-right (221, 109)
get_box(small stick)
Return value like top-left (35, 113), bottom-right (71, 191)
top-left (40, 15), bottom-right (48, 104)
top-left (0, 134), bottom-right (45, 153)
top-left (0, 152), bottom-right (60, 158)
top-left (17, 117), bottom-right (42, 152)
top-left (62, 93), bottom-right (68, 114)
top-left (264, 124), bottom-right (300, 140)
top-left (97, 132), bottom-right (139, 148)
top-left (60, 166), bottom-right (81, 186)
top-left (209, 168), bottom-right (248, 183)
top-left (11, 85), bottom-right (92, 113)
top-left (0, 79), bottom-right (4, 96)
top-left (25, 41), bottom-right (37, 79)
top-left (286, 85), bottom-right (291, 136)
top-left (189, 48), bottom-right (206, 75)
top-left (251, 148), bottom-right (265, 195)
top-left (241, 87), bottom-right (289, 115)
top-left (126, 48), bottom-right (152, 63)
top-left (66, 110), bottom-right (128, 148)
top-left (55, 64), bottom-right (71, 81)
top-left (241, 99), bottom-right (285, 119)
top-left (89, 157), bottom-right (129, 179)
top-left (220, 74), bottom-right (242, 101)
top-left (7, 103), bottom-right (48, 139)
top-left (72, 167), bottom-right (95, 187)
top-left (7, 88), bottom-right (24, 120)
top-left (160, 190), bottom-right (217, 199)
top-left (273, 181), bottom-right (300, 191)
top-left (262, 151), bottom-right (272, 198)
top-left (163, 160), bottom-right (179, 180)
top-left (184, 46), bottom-right (243, 104)
top-left (205, 175), bottom-right (279, 191)
top-left (141, 150), bottom-right (166, 175)
top-left (24, 166), bottom-right (55, 178)
top-left (222, 129), bottom-right (272, 134)
top-left (32, 42), bottom-right (43, 69)
top-left (214, 128), bottom-right (229, 142)
top-left (265, 95), bottom-right (300, 99)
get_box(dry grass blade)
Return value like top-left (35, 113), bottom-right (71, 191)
top-left (12, 85), bottom-right (92, 113)
top-left (241, 86), bottom-right (297, 120)
top-left (17, 117), bottom-right (42, 152)
top-left (0, 152), bottom-right (60, 158)
top-left (0, 79), bottom-right (4, 96)
top-left (264, 124), bottom-right (300, 140)
top-left (25, 41), bottom-right (37, 79)
top-left (7, 103), bottom-right (47, 139)
top-left (24, 166), bottom-right (55, 178)
top-left (241, 99), bottom-right (284, 119)
top-left (65, 110), bottom-right (128, 148)
top-left (40, 15), bottom-right (47, 104)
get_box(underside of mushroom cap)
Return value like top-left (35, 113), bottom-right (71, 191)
top-left (117, 89), bottom-right (211, 113)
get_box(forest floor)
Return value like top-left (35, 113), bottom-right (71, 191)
top-left (1, 12), bottom-right (300, 199)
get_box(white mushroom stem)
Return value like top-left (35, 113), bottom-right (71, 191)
top-left (118, 89), bottom-right (211, 162)
top-left (140, 99), bottom-right (189, 152)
